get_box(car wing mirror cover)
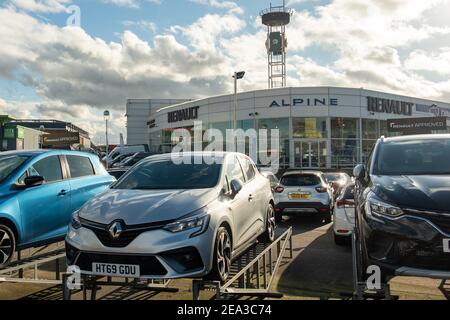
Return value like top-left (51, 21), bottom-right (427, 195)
top-left (24, 175), bottom-right (45, 188)
top-left (353, 164), bottom-right (366, 181)
top-left (230, 179), bottom-right (243, 197)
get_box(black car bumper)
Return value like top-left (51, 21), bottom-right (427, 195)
top-left (362, 212), bottom-right (450, 275)
top-left (275, 202), bottom-right (331, 214)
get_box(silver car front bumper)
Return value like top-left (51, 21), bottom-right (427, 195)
top-left (65, 225), bottom-right (216, 279)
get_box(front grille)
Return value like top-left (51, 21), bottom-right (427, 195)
top-left (406, 210), bottom-right (450, 234)
top-left (75, 252), bottom-right (167, 276)
top-left (80, 218), bottom-right (172, 248)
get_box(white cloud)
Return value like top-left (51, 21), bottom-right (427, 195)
top-left (8, 0), bottom-right (72, 13)
top-left (123, 20), bottom-right (157, 33)
top-left (2, 0), bottom-right (450, 143)
top-left (189, 0), bottom-right (243, 15)
top-left (101, 0), bottom-right (139, 8)
top-left (405, 48), bottom-right (450, 75)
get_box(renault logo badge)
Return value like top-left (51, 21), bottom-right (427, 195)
top-left (108, 221), bottom-right (123, 240)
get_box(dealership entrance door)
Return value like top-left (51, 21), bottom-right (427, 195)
top-left (293, 140), bottom-right (327, 169)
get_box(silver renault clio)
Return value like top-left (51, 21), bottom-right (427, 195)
top-left (65, 152), bottom-right (276, 282)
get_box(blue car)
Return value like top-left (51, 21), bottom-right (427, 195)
top-left (0, 150), bottom-right (115, 267)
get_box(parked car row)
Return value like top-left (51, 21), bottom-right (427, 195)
top-left (103, 144), bottom-right (149, 167)
top-left (1, 134), bottom-right (449, 284)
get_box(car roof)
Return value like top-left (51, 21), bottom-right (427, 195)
top-left (324, 172), bottom-right (348, 175)
top-left (108, 168), bottom-right (127, 172)
top-left (324, 172), bottom-right (350, 177)
top-left (146, 151), bottom-right (248, 161)
top-left (0, 149), bottom-right (48, 157)
top-left (381, 134), bottom-right (450, 143)
top-left (0, 149), bottom-right (96, 157)
top-left (282, 170), bottom-right (323, 177)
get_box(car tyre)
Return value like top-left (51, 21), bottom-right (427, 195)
top-left (334, 234), bottom-right (349, 246)
top-left (274, 211), bottom-right (283, 223)
top-left (355, 228), bottom-right (369, 282)
top-left (322, 212), bottom-right (332, 224)
top-left (259, 204), bottom-right (276, 243)
top-left (0, 224), bottom-right (15, 269)
top-left (205, 227), bottom-right (232, 283)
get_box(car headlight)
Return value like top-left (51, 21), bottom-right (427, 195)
top-left (164, 212), bottom-right (210, 237)
top-left (71, 211), bottom-right (82, 229)
top-left (367, 196), bottom-right (404, 218)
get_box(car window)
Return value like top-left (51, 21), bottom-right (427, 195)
top-left (373, 139), bottom-right (450, 175)
top-left (29, 156), bottom-right (63, 183)
top-left (239, 157), bottom-right (256, 181)
top-left (225, 156), bottom-right (246, 185)
top-left (281, 174), bottom-right (321, 187)
top-left (366, 146), bottom-right (375, 173)
top-left (18, 172), bottom-right (27, 184)
top-left (66, 155), bottom-right (95, 179)
top-left (342, 184), bottom-right (355, 199)
top-left (0, 155), bottom-right (29, 183)
top-left (221, 176), bottom-right (230, 193)
top-left (114, 157), bottom-right (221, 190)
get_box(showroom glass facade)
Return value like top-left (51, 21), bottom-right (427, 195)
top-left (150, 117), bottom-right (420, 169)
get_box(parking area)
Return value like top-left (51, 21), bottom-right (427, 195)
top-left (0, 216), bottom-right (448, 300)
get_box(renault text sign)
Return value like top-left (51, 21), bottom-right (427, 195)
top-left (168, 106), bottom-right (200, 123)
top-left (368, 97), bottom-right (413, 116)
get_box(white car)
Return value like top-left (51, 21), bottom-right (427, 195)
top-left (332, 182), bottom-right (355, 245)
top-left (66, 152), bottom-right (276, 282)
top-left (260, 171), bottom-right (279, 190)
top-left (273, 171), bottom-right (334, 223)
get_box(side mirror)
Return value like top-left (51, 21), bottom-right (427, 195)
top-left (24, 176), bottom-right (45, 188)
top-left (353, 164), bottom-right (366, 181)
top-left (229, 179), bottom-right (243, 197)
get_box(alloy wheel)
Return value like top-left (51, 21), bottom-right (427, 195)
top-left (216, 230), bottom-right (231, 281)
top-left (0, 229), bottom-right (13, 265)
top-left (267, 206), bottom-right (276, 242)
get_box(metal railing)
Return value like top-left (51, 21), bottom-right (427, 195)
top-left (193, 227), bottom-right (293, 300)
top-left (62, 276), bottom-right (177, 301)
top-left (0, 246), bottom-right (65, 285)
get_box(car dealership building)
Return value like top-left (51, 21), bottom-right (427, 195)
top-left (127, 86), bottom-right (450, 169)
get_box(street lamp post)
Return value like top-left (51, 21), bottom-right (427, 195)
top-left (233, 71), bottom-right (246, 130)
top-left (39, 125), bottom-right (45, 149)
top-left (104, 110), bottom-right (110, 169)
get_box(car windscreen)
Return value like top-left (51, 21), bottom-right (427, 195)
top-left (325, 173), bottom-right (349, 182)
top-left (281, 174), bottom-right (321, 186)
top-left (109, 170), bottom-right (126, 179)
top-left (342, 184), bottom-right (355, 199)
top-left (113, 158), bottom-right (221, 190)
top-left (0, 155), bottom-right (29, 183)
top-left (324, 173), bottom-right (341, 181)
top-left (373, 139), bottom-right (450, 175)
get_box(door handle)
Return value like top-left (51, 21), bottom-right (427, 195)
top-left (58, 190), bottom-right (67, 196)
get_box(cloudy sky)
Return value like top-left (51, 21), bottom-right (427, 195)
top-left (1, 0), bottom-right (450, 144)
